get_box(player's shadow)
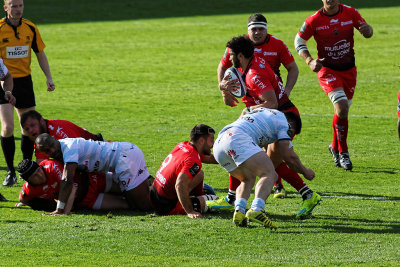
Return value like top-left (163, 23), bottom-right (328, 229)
top-left (351, 166), bottom-right (399, 175)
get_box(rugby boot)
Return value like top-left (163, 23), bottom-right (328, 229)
top-left (233, 210), bottom-right (247, 227)
top-left (296, 192), bottom-right (322, 219)
top-left (328, 144), bottom-right (340, 168)
top-left (246, 209), bottom-right (278, 229)
top-left (2, 171), bottom-right (17, 187)
top-left (339, 152), bottom-right (353, 171)
top-left (0, 193), bottom-right (7, 201)
top-left (273, 186), bottom-right (287, 199)
top-left (207, 196), bottom-right (234, 211)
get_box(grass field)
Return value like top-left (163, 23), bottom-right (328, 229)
top-left (1, 0), bottom-right (399, 265)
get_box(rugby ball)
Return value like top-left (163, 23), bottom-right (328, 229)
top-left (223, 67), bottom-right (247, 98)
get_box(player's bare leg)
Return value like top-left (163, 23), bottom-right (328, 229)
top-left (124, 179), bottom-right (152, 211)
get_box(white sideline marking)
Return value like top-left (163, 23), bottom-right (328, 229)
top-left (320, 194), bottom-right (398, 201)
top-left (303, 113), bottom-right (392, 119)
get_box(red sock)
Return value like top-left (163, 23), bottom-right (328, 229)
top-left (275, 162), bottom-right (305, 191)
top-left (332, 114), bottom-right (339, 152)
top-left (274, 177), bottom-right (283, 188)
top-left (333, 114), bottom-right (348, 153)
top-left (229, 175), bottom-right (241, 191)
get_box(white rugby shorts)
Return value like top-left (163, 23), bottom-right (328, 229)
top-left (114, 143), bottom-right (150, 192)
top-left (214, 128), bottom-right (262, 172)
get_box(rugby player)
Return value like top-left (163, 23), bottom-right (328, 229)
top-left (150, 124), bottom-right (218, 218)
top-left (295, 0), bottom-right (373, 170)
top-left (0, 0), bottom-right (55, 186)
top-left (217, 14), bottom-right (300, 199)
top-left (210, 36), bottom-right (319, 218)
top-left (35, 134), bottom-right (153, 214)
top-left (214, 107), bottom-right (318, 227)
top-left (20, 110), bottom-right (103, 163)
top-left (16, 159), bottom-right (128, 212)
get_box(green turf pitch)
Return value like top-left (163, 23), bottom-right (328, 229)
top-left (1, 1), bottom-right (399, 265)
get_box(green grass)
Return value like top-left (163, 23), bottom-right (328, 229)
top-left (1, 1), bottom-right (400, 265)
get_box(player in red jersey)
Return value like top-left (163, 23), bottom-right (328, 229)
top-left (150, 124), bottom-right (218, 218)
top-left (209, 36), bottom-right (321, 218)
top-left (16, 159), bottom-right (128, 212)
top-left (295, 0), bottom-right (373, 170)
top-left (20, 110), bottom-right (103, 162)
top-left (217, 14), bottom-right (300, 199)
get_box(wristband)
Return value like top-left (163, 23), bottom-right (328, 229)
top-left (305, 57), bottom-right (313, 65)
top-left (57, 201), bottom-right (65, 210)
top-left (4, 91), bottom-right (11, 94)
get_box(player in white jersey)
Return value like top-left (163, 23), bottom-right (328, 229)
top-left (213, 107), bottom-right (318, 228)
top-left (35, 134), bottom-right (152, 215)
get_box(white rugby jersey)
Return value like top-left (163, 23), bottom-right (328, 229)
top-left (60, 138), bottom-right (124, 172)
top-left (219, 107), bottom-right (291, 147)
top-left (0, 59), bottom-right (9, 80)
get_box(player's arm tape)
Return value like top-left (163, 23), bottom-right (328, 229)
top-left (294, 33), bottom-right (308, 54)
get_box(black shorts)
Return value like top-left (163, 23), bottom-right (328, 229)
top-left (0, 75), bottom-right (35, 109)
top-left (149, 185), bottom-right (178, 215)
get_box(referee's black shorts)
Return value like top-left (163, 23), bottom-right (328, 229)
top-left (0, 75), bottom-right (36, 109)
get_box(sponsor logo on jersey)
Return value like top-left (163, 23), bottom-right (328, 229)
top-left (259, 63), bottom-right (265, 69)
top-left (300, 22), bottom-right (307, 34)
top-left (263, 52), bottom-right (277, 56)
top-left (324, 40), bottom-right (350, 59)
top-left (330, 19), bottom-right (339, 25)
top-left (223, 48), bottom-right (228, 59)
top-left (6, 46), bottom-right (29, 58)
top-left (178, 143), bottom-right (189, 153)
top-left (55, 127), bottom-right (69, 138)
top-left (316, 25), bottom-right (329, 31)
top-left (155, 171), bottom-right (166, 185)
top-left (341, 20), bottom-right (353, 26)
top-left (189, 163), bottom-right (200, 176)
top-left (254, 48), bottom-right (262, 53)
top-left (251, 75), bottom-right (266, 90)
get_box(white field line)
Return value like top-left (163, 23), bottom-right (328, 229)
top-left (303, 113), bottom-right (393, 119)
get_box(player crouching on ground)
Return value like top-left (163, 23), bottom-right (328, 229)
top-left (150, 124), bottom-right (218, 218)
top-left (16, 159), bottom-right (129, 213)
top-left (35, 134), bottom-right (153, 215)
top-left (213, 107), bottom-right (318, 228)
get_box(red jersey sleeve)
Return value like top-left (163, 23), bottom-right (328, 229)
top-left (180, 156), bottom-right (201, 180)
top-left (298, 14), bottom-right (316, 41)
top-left (349, 6), bottom-right (366, 29)
top-left (277, 39), bottom-right (295, 67)
top-left (220, 48), bottom-right (233, 69)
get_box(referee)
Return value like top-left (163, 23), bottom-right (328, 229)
top-left (0, 0), bottom-right (55, 186)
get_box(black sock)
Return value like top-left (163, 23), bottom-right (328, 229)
top-left (227, 189), bottom-right (236, 205)
top-left (21, 134), bottom-right (34, 160)
top-left (299, 186), bottom-right (313, 200)
top-left (1, 135), bottom-right (15, 173)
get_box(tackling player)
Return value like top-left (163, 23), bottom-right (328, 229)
top-left (16, 159), bottom-right (128, 212)
top-left (0, 0), bottom-right (56, 186)
top-left (213, 107), bottom-right (317, 228)
top-left (150, 124), bottom-right (218, 218)
top-left (35, 134), bottom-right (153, 214)
top-left (295, 0), bottom-right (373, 170)
top-left (210, 36), bottom-right (320, 218)
top-left (20, 110), bottom-right (103, 163)
top-left (217, 13), bottom-right (300, 199)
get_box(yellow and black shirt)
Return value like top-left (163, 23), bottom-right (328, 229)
top-left (0, 17), bottom-right (45, 78)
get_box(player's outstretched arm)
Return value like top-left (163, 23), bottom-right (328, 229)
top-left (278, 140), bottom-right (315, 180)
top-left (176, 173), bottom-right (203, 219)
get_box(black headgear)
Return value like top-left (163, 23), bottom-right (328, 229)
top-left (17, 159), bottom-right (40, 182)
